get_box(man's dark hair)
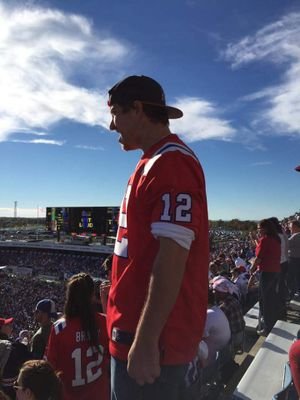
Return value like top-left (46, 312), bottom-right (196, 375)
top-left (118, 102), bottom-right (169, 126)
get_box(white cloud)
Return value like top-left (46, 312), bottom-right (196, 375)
top-left (75, 144), bottom-right (105, 151)
top-left (11, 139), bottom-right (65, 145)
top-left (170, 97), bottom-right (236, 142)
top-left (224, 12), bottom-right (300, 136)
top-left (250, 161), bottom-right (272, 167)
top-left (0, 2), bottom-right (132, 143)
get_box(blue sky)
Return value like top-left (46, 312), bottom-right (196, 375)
top-left (0, 0), bottom-right (299, 220)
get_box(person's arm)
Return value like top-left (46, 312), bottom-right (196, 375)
top-left (288, 235), bottom-right (296, 254)
top-left (249, 256), bottom-right (261, 275)
top-left (99, 282), bottom-right (111, 314)
top-left (127, 236), bottom-right (189, 385)
top-left (250, 237), bottom-right (264, 275)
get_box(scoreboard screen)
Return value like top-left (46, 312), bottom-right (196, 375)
top-left (46, 207), bottom-right (119, 235)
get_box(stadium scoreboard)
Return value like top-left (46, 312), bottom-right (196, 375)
top-left (46, 207), bottom-right (119, 236)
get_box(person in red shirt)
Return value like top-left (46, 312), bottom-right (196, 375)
top-left (289, 337), bottom-right (300, 397)
top-left (45, 273), bottom-right (109, 400)
top-left (106, 75), bottom-right (209, 399)
top-left (250, 218), bottom-right (281, 335)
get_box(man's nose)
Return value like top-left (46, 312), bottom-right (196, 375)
top-left (110, 119), bottom-right (116, 131)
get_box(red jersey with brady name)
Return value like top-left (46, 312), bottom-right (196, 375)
top-left (107, 134), bottom-right (209, 365)
top-left (45, 313), bottom-right (109, 400)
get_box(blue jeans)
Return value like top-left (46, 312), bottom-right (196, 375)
top-left (111, 356), bottom-right (189, 400)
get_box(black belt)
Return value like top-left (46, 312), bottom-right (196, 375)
top-left (111, 327), bottom-right (134, 346)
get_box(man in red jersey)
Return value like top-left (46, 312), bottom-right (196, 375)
top-left (106, 75), bottom-right (209, 399)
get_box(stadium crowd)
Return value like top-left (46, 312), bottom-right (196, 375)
top-left (0, 248), bottom-right (107, 278)
top-left (0, 215), bottom-right (300, 399)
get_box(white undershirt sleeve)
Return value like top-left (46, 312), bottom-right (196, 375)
top-left (151, 221), bottom-right (195, 250)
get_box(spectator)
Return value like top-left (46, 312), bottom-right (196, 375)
top-left (46, 273), bottom-right (109, 400)
top-left (0, 317), bottom-right (31, 400)
top-left (14, 360), bottom-right (62, 400)
top-left (288, 220), bottom-right (300, 297)
top-left (212, 277), bottom-right (245, 351)
top-left (289, 337), bottom-right (300, 398)
top-left (30, 299), bottom-right (57, 359)
top-left (231, 266), bottom-right (249, 306)
top-left (250, 219), bottom-right (281, 335)
top-left (269, 217), bottom-right (289, 317)
top-left (106, 75), bottom-right (209, 398)
top-left (202, 289), bottom-right (231, 366)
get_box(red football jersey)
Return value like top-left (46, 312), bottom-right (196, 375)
top-left (46, 313), bottom-right (109, 400)
top-left (107, 134), bottom-right (209, 365)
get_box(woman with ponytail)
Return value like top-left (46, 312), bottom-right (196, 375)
top-left (46, 273), bottom-right (109, 400)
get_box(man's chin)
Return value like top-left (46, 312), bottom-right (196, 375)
top-left (121, 144), bottom-right (134, 152)
top-left (118, 138), bottom-right (138, 151)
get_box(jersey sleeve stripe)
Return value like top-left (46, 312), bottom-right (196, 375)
top-left (151, 221), bottom-right (195, 250)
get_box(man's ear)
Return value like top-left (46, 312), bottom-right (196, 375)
top-left (132, 100), bottom-right (144, 115)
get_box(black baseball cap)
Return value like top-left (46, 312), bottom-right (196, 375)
top-left (108, 75), bottom-right (183, 119)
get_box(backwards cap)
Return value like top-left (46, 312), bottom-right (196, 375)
top-left (0, 317), bottom-right (13, 327)
top-left (108, 75), bottom-right (183, 119)
top-left (35, 299), bottom-right (57, 319)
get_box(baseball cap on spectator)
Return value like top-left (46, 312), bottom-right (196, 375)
top-left (35, 299), bottom-right (57, 319)
top-left (0, 317), bottom-right (13, 327)
top-left (235, 256), bottom-right (246, 268)
top-left (108, 75), bottom-right (183, 119)
top-left (212, 277), bottom-right (234, 295)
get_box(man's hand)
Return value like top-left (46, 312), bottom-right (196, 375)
top-left (99, 282), bottom-right (111, 314)
top-left (127, 340), bottom-right (161, 385)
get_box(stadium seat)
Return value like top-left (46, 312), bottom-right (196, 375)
top-left (272, 362), bottom-right (298, 400)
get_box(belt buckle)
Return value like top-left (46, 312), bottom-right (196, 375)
top-left (112, 327), bottom-right (118, 342)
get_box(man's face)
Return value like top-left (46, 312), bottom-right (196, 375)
top-left (109, 103), bottom-right (141, 151)
top-left (291, 223), bottom-right (300, 234)
top-left (34, 310), bottom-right (48, 324)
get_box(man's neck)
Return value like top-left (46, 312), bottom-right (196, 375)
top-left (140, 124), bottom-right (172, 153)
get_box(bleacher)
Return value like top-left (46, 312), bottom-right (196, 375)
top-left (233, 320), bottom-right (299, 399)
top-left (244, 301), bottom-right (260, 333)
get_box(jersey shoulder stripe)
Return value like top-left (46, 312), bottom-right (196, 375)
top-left (154, 142), bottom-right (199, 163)
top-left (143, 142), bottom-right (199, 176)
top-left (53, 318), bottom-right (67, 335)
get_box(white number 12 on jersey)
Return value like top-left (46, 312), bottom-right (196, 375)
top-left (161, 193), bottom-right (192, 222)
top-left (71, 346), bottom-right (104, 387)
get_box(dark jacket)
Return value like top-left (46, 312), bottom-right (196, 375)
top-left (0, 332), bottom-right (31, 400)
